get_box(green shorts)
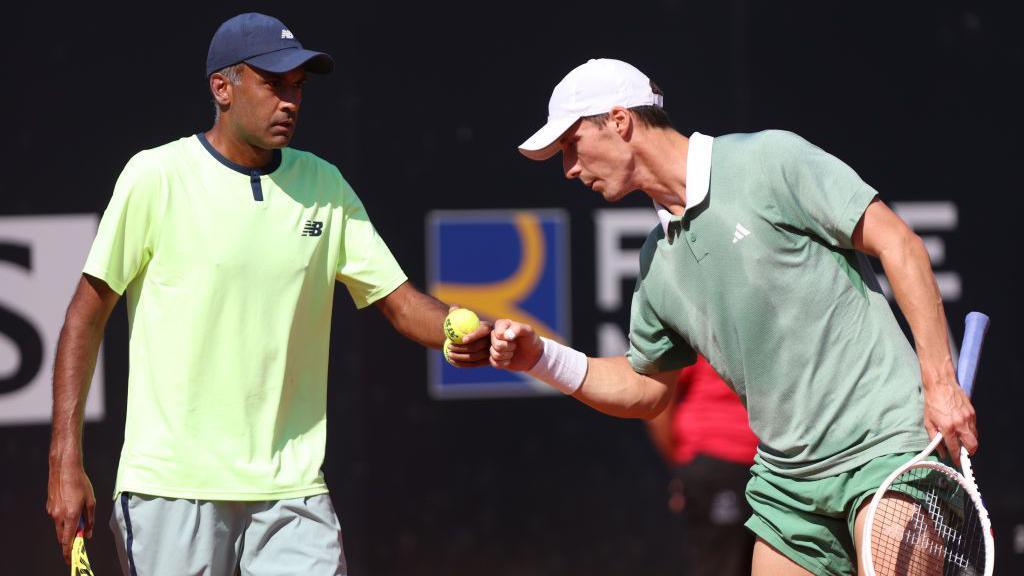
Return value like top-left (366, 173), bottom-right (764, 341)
top-left (744, 452), bottom-right (917, 576)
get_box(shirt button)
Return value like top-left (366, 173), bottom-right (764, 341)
top-left (688, 232), bottom-right (696, 241)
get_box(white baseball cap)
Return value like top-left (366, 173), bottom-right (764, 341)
top-left (518, 58), bottom-right (664, 161)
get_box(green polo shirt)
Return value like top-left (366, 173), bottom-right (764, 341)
top-left (627, 130), bottom-right (928, 480)
top-left (85, 134), bottom-right (407, 500)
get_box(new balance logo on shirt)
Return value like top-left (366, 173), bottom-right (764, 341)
top-left (302, 220), bottom-right (323, 237)
top-left (732, 223), bottom-right (752, 243)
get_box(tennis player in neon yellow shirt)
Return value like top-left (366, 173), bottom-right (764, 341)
top-left (46, 12), bottom-right (489, 575)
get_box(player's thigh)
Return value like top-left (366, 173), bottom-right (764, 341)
top-left (853, 498), bottom-right (870, 576)
top-left (109, 492), bottom-right (244, 576)
top-left (853, 491), bottom-right (943, 576)
top-left (240, 494), bottom-right (347, 576)
top-left (752, 537), bottom-right (815, 576)
top-left (847, 453), bottom-right (930, 576)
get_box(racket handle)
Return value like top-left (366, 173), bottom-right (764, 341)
top-left (957, 311), bottom-right (989, 397)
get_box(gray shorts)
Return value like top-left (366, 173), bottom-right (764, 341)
top-left (109, 492), bottom-right (347, 576)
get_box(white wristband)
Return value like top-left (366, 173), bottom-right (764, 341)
top-left (526, 337), bottom-right (588, 395)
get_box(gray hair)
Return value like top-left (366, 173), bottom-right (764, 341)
top-left (212, 63), bottom-right (244, 120)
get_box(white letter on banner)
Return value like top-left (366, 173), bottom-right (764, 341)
top-left (594, 209), bottom-right (658, 312)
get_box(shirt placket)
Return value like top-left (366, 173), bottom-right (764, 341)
top-left (681, 219), bottom-right (709, 262)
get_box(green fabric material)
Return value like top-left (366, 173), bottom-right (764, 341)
top-left (85, 136), bottom-right (407, 500)
top-left (627, 130), bottom-right (928, 479)
top-left (744, 452), bottom-right (921, 575)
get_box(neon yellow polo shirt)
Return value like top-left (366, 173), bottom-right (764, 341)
top-left (85, 134), bottom-right (407, 500)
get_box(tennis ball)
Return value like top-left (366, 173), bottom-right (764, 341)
top-left (443, 339), bottom-right (457, 366)
top-left (444, 308), bottom-right (480, 344)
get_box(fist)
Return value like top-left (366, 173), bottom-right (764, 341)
top-left (489, 319), bottom-right (543, 371)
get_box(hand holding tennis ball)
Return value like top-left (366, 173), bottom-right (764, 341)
top-left (443, 339), bottom-right (457, 366)
top-left (444, 308), bottom-right (480, 344)
top-left (442, 307), bottom-right (492, 368)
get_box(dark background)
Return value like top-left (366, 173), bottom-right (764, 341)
top-left (4, 1), bottom-right (1022, 574)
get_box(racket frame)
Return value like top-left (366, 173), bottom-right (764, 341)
top-left (861, 433), bottom-right (994, 575)
top-left (862, 311), bottom-right (994, 575)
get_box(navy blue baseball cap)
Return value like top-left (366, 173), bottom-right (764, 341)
top-left (206, 13), bottom-right (334, 77)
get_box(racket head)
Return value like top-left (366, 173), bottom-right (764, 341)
top-left (862, 459), bottom-right (993, 576)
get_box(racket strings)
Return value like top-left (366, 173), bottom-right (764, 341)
top-left (869, 467), bottom-right (985, 575)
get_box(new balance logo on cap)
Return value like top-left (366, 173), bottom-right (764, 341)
top-left (302, 220), bottom-right (323, 237)
top-left (732, 223), bottom-right (751, 243)
top-left (205, 13), bottom-right (335, 77)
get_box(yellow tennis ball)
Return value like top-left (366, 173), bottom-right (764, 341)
top-left (444, 308), bottom-right (480, 343)
top-left (443, 339), bottom-right (457, 366)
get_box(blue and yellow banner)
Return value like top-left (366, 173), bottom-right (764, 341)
top-left (427, 210), bottom-right (571, 399)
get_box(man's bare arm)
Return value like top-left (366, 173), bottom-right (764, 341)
top-left (47, 274), bottom-right (118, 564)
top-left (373, 281), bottom-right (490, 366)
top-left (490, 319), bottom-right (676, 419)
top-left (853, 198), bottom-right (976, 464)
top-left (573, 356), bottom-right (676, 419)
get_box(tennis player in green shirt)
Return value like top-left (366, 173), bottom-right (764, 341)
top-left (490, 58), bottom-right (978, 575)
top-left (45, 13), bottom-right (489, 575)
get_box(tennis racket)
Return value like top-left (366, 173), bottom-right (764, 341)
top-left (71, 518), bottom-right (95, 576)
top-left (861, 311), bottom-right (994, 576)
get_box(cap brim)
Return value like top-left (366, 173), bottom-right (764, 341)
top-left (246, 48), bottom-right (335, 75)
top-left (517, 116), bottom-right (580, 161)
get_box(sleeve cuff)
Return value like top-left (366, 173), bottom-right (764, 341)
top-left (81, 266), bottom-right (127, 295)
top-left (626, 344), bottom-right (661, 375)
top-left (353, 273), bottom-right (408, 309)
top-left (837, 184), bottom-right (879, 247)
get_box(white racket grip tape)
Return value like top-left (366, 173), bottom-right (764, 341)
top-left (526, 337), bottom-right (588, 395)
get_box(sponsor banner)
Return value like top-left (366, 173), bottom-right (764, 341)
top-left (0, 215), bottom-right (104, 425)
top-left (427, 210), bottom-right (570, 399)
top-left (592, 202), bottom-right (963, 356)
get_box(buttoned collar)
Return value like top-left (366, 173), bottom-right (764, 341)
top-left (656, 132), bottom-right (714, 236)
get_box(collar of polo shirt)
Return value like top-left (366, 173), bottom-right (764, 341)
top-left (656, 132), bottom-right (715, 236)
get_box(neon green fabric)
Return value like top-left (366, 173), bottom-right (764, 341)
top-left (85, 135), bottom-right (407, 500)
top-left (627, 130), bottom-right (928, 479)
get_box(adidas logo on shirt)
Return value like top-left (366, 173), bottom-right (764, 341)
top-left (732, 223), bottom-right (751, 243)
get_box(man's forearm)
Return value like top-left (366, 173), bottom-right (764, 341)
top-left (573, 356), bottom-right (673, 420)
top-left (47, 276), bottom-right (117, 560)
top-left (50, 311), bottom-right (105, 461)
top-left (398, 293), bottom-right (448, 348)
top-left (50, 277), bottom-right (118, 461)
top-left (877, 233), bottom-right (956, 386)
top-left (376, 282), bottom-right (448, 349)
top-left (854, 200), bottom-right (977, 460)
top-left (491, 322), bottom-right (673, 418)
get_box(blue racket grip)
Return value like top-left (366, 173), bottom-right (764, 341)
top-left (957, 311), bottom-right (990, 397)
